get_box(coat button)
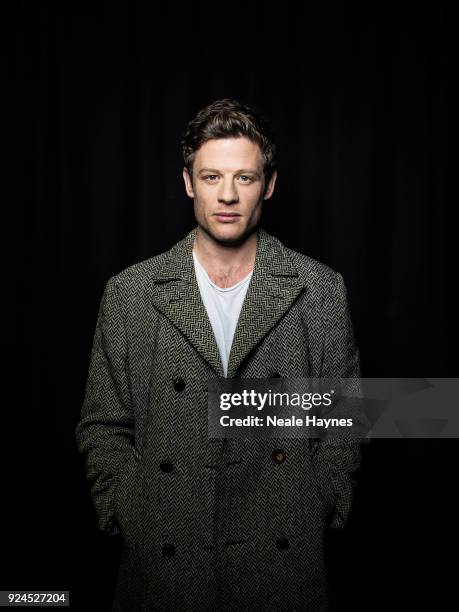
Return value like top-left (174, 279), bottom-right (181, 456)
top-left (276, 537), bottom-right (289, 550)
top-left (272, 449), bottom-right (286, 464)
top-left (173, 377), bottom-right (185, 392)
top-left (162, 543), bottom-right (175, 557)
top-left (271, 371), bottom-right (281, 378)
top-left (160, 459), bottom-right (174, 473)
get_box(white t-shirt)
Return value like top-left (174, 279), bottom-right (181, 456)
top-left (192, 249), bottom-right (253, 377)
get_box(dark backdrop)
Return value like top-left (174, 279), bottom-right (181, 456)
top-left (8, 3), bottom-right (454, 611)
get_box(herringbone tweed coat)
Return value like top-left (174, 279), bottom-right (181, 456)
top-left (75, 225), bottom-right (363, 612)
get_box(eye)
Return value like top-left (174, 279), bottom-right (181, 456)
top-left (239, 175), bottom-right (253, 183)
top-left (204, 175), bottom-right (218, 182)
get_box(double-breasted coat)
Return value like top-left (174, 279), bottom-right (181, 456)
top-left (75, 225), bottom-right (363, 611)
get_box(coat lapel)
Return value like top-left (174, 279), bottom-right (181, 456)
top-left (226, 227), bottom-right (305, 377)
top-left (150, 226), bottom-right (225, 376)
top-left (150, 225), bottom-right (306, 378)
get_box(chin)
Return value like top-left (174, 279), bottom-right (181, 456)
top-left (207, 223), bottom-right (249, 246)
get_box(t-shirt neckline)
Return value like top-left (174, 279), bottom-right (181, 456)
top-left (192, 250), bottom-right (253, 292)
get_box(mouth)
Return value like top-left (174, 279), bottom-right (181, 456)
top-left (214, 212), bottom-right (241, 223)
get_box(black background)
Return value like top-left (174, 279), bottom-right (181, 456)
top-left (7, 3), bottom-right (454, 610)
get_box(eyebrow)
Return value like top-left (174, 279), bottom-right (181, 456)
top-left (198, 168), bottom-right (261, 176)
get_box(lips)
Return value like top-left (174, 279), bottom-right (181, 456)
top-left (214, 212), bottom-right (241, 223)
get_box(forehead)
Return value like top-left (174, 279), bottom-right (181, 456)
top-left (194, 137), bottom-right (263, 171)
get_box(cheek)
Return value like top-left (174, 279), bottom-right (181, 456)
top-left (193, 199), bottom-right (202, 216)
top-left (197, 188), bottom-right (214, 205)
top-left (193, 194), bottom-right (210, 217)
top-left (247, 185), bottom-right (264, 201)
top-left (247, 190), bottom-right (263, 210)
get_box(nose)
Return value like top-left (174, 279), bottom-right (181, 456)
top-left (218, 177), bottom-right (239, 204)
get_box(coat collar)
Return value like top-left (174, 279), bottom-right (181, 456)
top-left (150, 225), bottom-right (306, 378)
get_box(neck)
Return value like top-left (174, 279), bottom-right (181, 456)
top-left (193, 226), bottom-right (257, 288)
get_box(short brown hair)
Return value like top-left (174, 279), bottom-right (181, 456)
top-left (181, 98), bottom-right (277, 184)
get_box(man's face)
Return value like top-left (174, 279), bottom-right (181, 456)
top-left (182, 136), bottom-right (277, 245)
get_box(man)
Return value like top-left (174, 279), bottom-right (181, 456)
top-left (75, 98), bottom-right (363, 611)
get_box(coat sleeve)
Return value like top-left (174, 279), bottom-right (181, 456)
top-left (75, 275), bottom-right (139, 537)
top-left (311, 271), bottom-right (367, 530)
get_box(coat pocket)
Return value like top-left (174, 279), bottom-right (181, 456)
top-left (113, 447), bottom-right (143, 543)
top-left (308, 451), bottom-right (337, 521)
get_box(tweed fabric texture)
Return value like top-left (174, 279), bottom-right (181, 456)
top-left (75, 225), bottom-right (364, 611)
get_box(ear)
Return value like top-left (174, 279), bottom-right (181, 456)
top-left (263, 170), bottom-right (277, 200)
top-left (183, 167), bottom-right (195, 198)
